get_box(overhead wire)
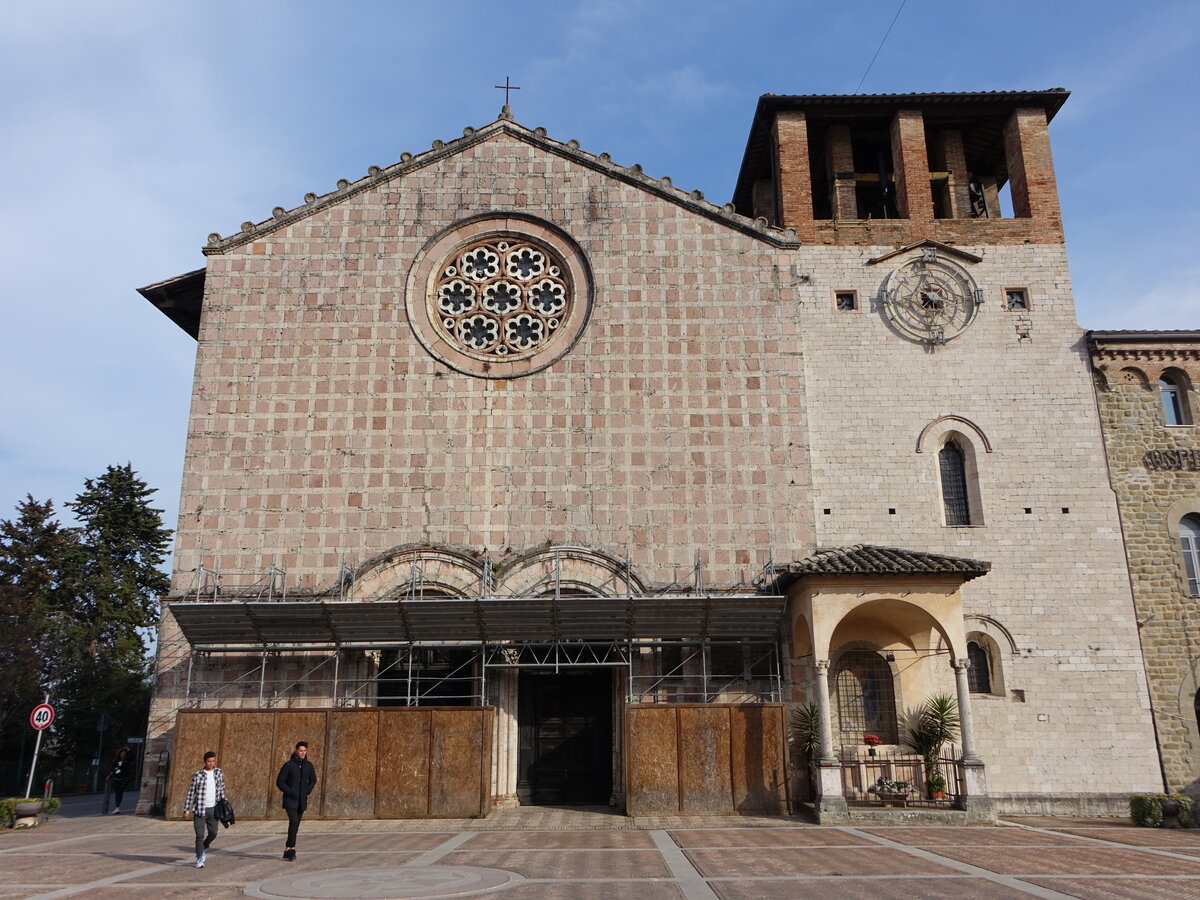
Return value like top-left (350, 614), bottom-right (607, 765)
top-left (855, 0), bottom-right (907, 93)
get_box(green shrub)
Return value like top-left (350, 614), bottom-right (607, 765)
top-left (1131, 793), bottom-right (1196, 827)
top-left (1, 797), bottom-right (63, 827)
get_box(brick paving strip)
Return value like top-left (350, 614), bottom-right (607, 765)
top-left (4, 814), bottom-right (1200, 899)
top-left (842, 827), bottom-right (1079, 899)
top-left (20, 834), bottom-right (280, 899)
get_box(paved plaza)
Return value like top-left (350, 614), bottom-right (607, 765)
top-left (2, 807), bottom-right (1200, 899)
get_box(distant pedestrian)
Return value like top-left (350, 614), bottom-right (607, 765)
top-left (275, 740), bottom-right (317, 862)
top-left (108, 747), bottom-right (130, 814)
top-left (182, 751), bottom-right (226, 868)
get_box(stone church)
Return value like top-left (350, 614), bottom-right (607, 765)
top-left (138, 89), bottom-right (1163, 822)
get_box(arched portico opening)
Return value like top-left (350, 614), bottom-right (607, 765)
top-left (774, 545), bottom-right (993, 823)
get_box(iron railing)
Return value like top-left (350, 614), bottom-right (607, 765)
top-left (839, 745), bottom-right (963, 808)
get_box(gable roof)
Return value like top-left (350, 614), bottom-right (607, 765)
top-left (772, 544), bottom-right (991, 592)
top-left (142, 107), bottom-right (806, 336)
top-left (202, 107), bottom-right (803, 256)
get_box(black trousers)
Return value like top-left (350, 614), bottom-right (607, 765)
top-left (193, 807), bottom-right (217, 856)
top-left (112, 780), bottom-right (126, 808)
top-left (285, 807), bottom-right (304, 848)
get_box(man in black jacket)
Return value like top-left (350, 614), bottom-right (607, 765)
top-left (275, 741), bottom-right (317, 861)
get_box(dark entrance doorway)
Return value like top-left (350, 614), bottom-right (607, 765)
top-left (517, 669), bottom-right (613, 805)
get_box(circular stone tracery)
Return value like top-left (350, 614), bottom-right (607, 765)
top-left (430, 237), bottom-right (572, 362)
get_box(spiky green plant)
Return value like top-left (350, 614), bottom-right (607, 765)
top-left (906, 694), bottom-right (960, 793)
top-left (789, 702), bottom-right (821, 759)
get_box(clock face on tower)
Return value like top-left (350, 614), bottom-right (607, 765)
top-left (882, 249), bottom-right (981, 345)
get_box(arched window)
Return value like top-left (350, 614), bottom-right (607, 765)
top-left (833, 650), bottom-right (898, 744)
top-left (1182, 515), bottom-right (1200, 597)
top-left (939, 440), bottom-right (971, 526)
top-left (1160, 376), bottom-right (1188, 425)
top-left (967, 641), bottom-right (992, 693)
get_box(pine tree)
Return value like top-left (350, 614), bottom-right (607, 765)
top-left (0, 496), bottom-right (80, 792)
top-left (0, 466), bottom-right (172, 791)
top-left (53, 465), bottom-right (172, 782)
top-left (65, 464), bottom-right (171, 668)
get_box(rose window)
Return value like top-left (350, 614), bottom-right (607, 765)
top-left (431, 238), bottom-right (572, 360)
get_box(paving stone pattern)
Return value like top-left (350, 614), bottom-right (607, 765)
top-left (2, 812), bottom-right (1200, 899)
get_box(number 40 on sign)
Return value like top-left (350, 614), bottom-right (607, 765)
top-left (30, 704), bottom-right (54, 731)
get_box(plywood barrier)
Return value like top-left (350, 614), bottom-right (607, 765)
top-left (625, 703), bottom-right (789, 816)
top-left (168, 707), bottom-right (493, 819)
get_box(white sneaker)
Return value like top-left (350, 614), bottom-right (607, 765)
top-left (195, 855), bottom-right (205, 868)
top-left (109, 807), bottom-right (120, 814)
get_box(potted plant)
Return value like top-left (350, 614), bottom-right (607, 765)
top-left (868, 777), bottom-right (914, 806)
top-left (789, 702), bottom-right (821, 800)
top-left (864, 733), bottom-right (882, 756)
top-left (906, 694), bottom-right (960, 800)
top-left (926, 771), bottom-right (948, 800)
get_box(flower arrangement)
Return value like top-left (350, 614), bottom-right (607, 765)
top-left (868, 777), bottom-right (913, 796)
top-left (863, 734), bottom-right (882, 747)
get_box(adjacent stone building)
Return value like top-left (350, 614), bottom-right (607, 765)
top-left (136, 90), bottom-right (1163, 821)
top-left (1089, 331), bottom-right (1200, 796)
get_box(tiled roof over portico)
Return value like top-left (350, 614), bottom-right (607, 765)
top-left (774, 545), bottom-right (990, 591)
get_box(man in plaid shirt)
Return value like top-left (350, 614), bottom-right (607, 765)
top-left (181, 751), bottom-right (227, 868)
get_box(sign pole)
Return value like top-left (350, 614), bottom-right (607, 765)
top-left (25, 694), bottom-right (50, 800)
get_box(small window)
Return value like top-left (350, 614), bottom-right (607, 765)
top-left (1005, 288), bottom-right (1029, 311)
top-left (1160, 376), bottom-right (1188, 426)
top-left (1181, 515), bottom-right (1200, 597)
top-left (834, 290), bottom-right (858, 311)
top-left (967, 641), bottom-right (992, 693)
top-left (939, 440), bottom-right (971, 526)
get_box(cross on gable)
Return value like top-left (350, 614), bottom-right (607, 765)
top-left (494, 76), bottom-right (521, 105)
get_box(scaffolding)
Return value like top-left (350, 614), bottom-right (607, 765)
top-left (181, 637), bottom-right (783, 709)
top-left (173, 548), bottom-right (785, 710)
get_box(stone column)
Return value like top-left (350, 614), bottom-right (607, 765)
top-left (952, 657), bottom-right (993, 822)
top-left (814, 660), bottom-right (836, 763)
top-left (491, 668), bottom-right (520, 808)
top-left (812, 659), bottom-right (848, 822)
top-left (951, 658), bottom-right (981, 763)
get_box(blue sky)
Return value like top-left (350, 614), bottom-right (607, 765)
top-left (1, 0), bottom-right (1197, 538)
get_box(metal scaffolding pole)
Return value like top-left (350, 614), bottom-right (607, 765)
top-left (332, 650), bottom-right (340, 707)
top-left (258, 651), bottom-right (267, 707)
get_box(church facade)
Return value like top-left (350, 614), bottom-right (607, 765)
top-left (138, 90), bottom-right (1163, 821)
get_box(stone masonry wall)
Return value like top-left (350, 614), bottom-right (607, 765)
top-left (1091, 345), bottom-right (1200, 794)
top-left (171, 131), bottom-right (816, 595)
top-left (795, 243), bottom-right (1162, 797)
top-left (143, 122), bottom-right (1165, 809)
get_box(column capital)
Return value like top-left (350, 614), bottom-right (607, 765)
top-left (814, 659), bottom-right (831, 672)
top-left (951, 657), bottom-right (970, 671)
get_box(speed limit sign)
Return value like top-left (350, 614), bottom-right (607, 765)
top-left (30, 704), bottom-right (54, 731)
